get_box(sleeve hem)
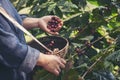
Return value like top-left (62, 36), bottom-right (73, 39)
top-left (20, 14), bottom-right (28, 20)
top-left (19, 46), bottom-right (40, 73)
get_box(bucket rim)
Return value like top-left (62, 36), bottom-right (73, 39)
top-left (39, 36), bottom-right (69, 54)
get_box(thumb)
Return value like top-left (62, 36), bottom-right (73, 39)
top-left (47, 29), bottom-right (59, 35)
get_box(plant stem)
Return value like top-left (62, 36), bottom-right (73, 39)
top-left (105, 14), bottom-right (118, 22)
top-left (63, 13), bottom-right (82, 22)
top-left (66, 35), bottom-right (105, 62)
top-left (81, 43), bottom-right (115, 79)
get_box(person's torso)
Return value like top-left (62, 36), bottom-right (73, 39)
top-left (0, 0), bottom-right (26, 44)
top-left (0, 0), bottom-right (27, 80)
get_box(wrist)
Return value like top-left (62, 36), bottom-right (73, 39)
top-left (36, 53), bottom-right (46, 66)
top-left (37, 18), bottom-right (44, 29)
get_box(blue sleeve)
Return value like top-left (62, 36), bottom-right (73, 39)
top-left (0, 17), bottom-right (40, 73)
top-left (20, 14), bottom-right (28, 20)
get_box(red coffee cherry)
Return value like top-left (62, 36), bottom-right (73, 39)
top-left (50, 40), bottom-right (55, 44)
top-left (47, 16), bottom-right (62, 32)
top-left (47, 40), bottom-right (55, 47)
top-left (75, 47), bottom-right (85, 56)
top-left (85, 41), bottom-right (92, 47)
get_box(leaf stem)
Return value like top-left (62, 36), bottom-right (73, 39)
top-left (63, 13), bottom-right (82, 22)
top-left (81, 43), bottom-right (115, 79)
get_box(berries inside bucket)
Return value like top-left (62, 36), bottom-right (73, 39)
top-left (28, 36), bottom-right (69, 57)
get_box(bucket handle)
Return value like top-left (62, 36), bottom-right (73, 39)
top-left (0, 6), bottom-right (53, 53)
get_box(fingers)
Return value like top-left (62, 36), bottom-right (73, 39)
top-left (41, 54), bottom-right (66, 76)
top-left (60, 58), bottom-right (66, 64)
top-left (53, 62), bottom-right (63, 76)
top-left (47, 68), bottom-right (60, 76)
top-left (46, 28), bottom-right (59, 35)
top-left (52, 57), bottom-right (66, 76)
top-left (54, 68), bottom-right (60, 76)
top-left (58, 58), bottom-right (66, 69)
top-left (48, 31), bottom-right (59, 35)
top-left (56, 65), bottom-right (61, 73)
top-left (49, 64), bottom-right (61, 76)
top-left (59, 62), bottom-right (65, 69)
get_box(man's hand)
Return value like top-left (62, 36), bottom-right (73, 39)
top-left (38, 16), bottom-right (63, 35)
top-left (36, 53), bottom-right (66, 76)
top-left (23, 15), bottom-right (63, 35)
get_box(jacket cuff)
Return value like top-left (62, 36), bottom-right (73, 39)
top-left (20, 14), bottom-right (28, 20)
top-left (19, 46), bottom-right (40, 73)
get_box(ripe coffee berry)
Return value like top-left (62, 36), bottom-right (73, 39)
top-left (47, 40), bottom-right (55, 47)
top-left (75, 47), bottom-right (85, 56)
top-left (47, 16), bottom-right (62, 32)
top-left (50, 40), bottom-right (55, 44)
top-left (85, 41), bottom-right (92, 47)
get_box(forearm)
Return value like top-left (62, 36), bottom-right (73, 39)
top-left (22, 15), bottom-right (63, 35)
top-left (22, 17), bottom-right (40, 29)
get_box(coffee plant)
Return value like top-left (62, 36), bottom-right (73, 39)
top-left (11, 0), bottom-right (120, 80)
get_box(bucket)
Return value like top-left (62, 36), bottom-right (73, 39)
top-left (28, 36), bottom-right (69, 58)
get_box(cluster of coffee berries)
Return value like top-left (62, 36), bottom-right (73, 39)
top-left (45, 40), bottom-right (55, 54)
top-left (47, 40), bottom-right (55, 47)
top-left (75, 47), bottom-right (85, 55)
top-left (85, 41), bottom-right (92, 48)
top-left (47, 16), bottom-right (62, 32)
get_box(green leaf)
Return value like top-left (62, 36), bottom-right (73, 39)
top-left (33, 69), bottom-right (58, 80)
top-left (116, 35), bottom-right (120, 47)
top-left (104, 61), bottom-right (114, 71)
top-left (62, 69), bottom-right (79, 80)
top-left (71, 0), bottom-right (87, 9)
top-left (54, 6), bottom-right (63, 18)
top-left (97, 0), bottom-right (111, 6)
top-left (71, 42), bottom-right (83, 47)
top-left (26, 0), bottom-right (34, 7)
top-left (80, 36), bottom-right (94, 41)
top-left (48, 3), bottom-right (56, 12)
top-left (73, 63), bottom-right (88, 69)
top-left (64, 12), bottom-right (89, 28)
top-left (62, 1), bottom-right (78, 12)
top-left (38, 0), bottom-right (48, 4)
top-left (116, 14), bottom-right (120, 22)
top-left (106, 50), bottom-right (120, 66)
top-left (92, 70), bottom-right (115, 80)
top-left (16, 0), bottom-right (28, 11)
top-left (87, 0), bottom-right (99, 6)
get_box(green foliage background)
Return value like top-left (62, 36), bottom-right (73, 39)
top-left (11, 0), bottom-right (120, 80)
